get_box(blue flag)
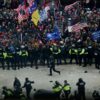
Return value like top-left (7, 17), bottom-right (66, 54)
top-left (92, 31), bottom-right (100, 41)
top-left (28, 2), bottom-right (37, 14)
top-left (40, 9), bottom-right (47, 22)
top-left (46, 25), bottom-right (61, 41)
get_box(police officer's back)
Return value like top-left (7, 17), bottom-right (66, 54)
top-left (0, 47), bottom-right (5, 69)
top-left (49, 55), bottom-right (60, 76)
top-left (69, 44), bottom-right (78, 64)
top-left (76, 78), bottom-right (86, 100)
top-left (49, 54), bottom-right (55, 67)
top-left (2, 86), bottom-right (13, 99)
top-left (62, 80), bottom-right (71, 100)
top-left (92, 90), bottom-right (100, 100)
top-left (6, 46), bottom-right (14, 70)
top-left (52, 81), bottom-right (62, 99)
top-left (13, 77), bottom-right (22, 97)
top-left (94, 46), bottom-right (100, 69)
top-left (13, 77), bottom-right (21, 91)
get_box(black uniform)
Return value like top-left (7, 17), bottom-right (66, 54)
top-left (28, 48), bottom-right (34, 68)
top-left (0, 48), bottom-right (5, 69)
top-left (69, 46), bottom-right (78, 64)
top-left (15, 47), bottom-right (21, 69)
top-left (13, 77), bottom-right (21, 97)
top-left (2, 87), bottom-right (13, 99)
top-left (60, 44), bottom-right (67, 64)
top-left (34, 47), bottom-right (39, 69)
top-left (92, 90), bottom-right (100, 100)
top-left (94, 47), bottom-right (100, 69)
top-left (40, 45), bottom-right (51, 66)
top-left (63, 80), bottom-right (71, 100)
top-left (83, 47), bottom-right (88, 67)
top-left (50, 45), bottom-right (61, 65)
top-left (76, 78), bottom-right (86, 100)
top-left (77, 47), bottom-right (83, 66)
top-left (22, 78), bottom-right (34, 99)
top-left (87, 45), bottom-right (93, 66)
top-left (48, 55), bottom-right (60, 76)
top-left (6, 47), bottom-right (14, 70)
top-left (20, 48), bottom-right (28, 68)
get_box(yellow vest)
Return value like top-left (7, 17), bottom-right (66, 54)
top-left (3, 52), bottom-right (7, 59)
top-left (63, 85), bottom-right (71, 91)
top-left (53, 86), bottom-right (62, 93)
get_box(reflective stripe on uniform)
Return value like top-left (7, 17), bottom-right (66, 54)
top-left (3, 52), bottom-right (7, 59)
top-left (7, 90), bottom-right (13, 96)
top-left (63, 85), bottom-right (71, 91)
top-left (53, 86), bottom-right (62, 92)
top-left (80, 49), bottom-right (85, 55)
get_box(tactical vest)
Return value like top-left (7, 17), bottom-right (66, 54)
top-left (63, 85), bottom-right (71, 91)
top-left (53, 85), bottom-right (62, 93)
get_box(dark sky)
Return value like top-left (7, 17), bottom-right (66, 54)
top-left (60, 0), bottom-right (77, 6)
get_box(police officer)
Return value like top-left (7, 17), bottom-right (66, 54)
top-left (77, 46), bottom-right (85, 66)
top-left (13, 77), bottom-right (21, 91)
top-left (45, 45), bottom-right (52, 66)
top-left (6, 46), bottom-right (15, 70)
top-left (22, 77), bottom-right (34, 99)
top-left (50, 43), bottom-right (61, 65)
top-left (0, 47), bottom-right (5, 69)
top-left (62, 80), bottom-right (71, 100)
top-left (69, 44), bottom-right (78, 64)
top-left (33, 46), bottom-right (39, 69)
top-left (13, 77), bottom-right (22, 97)
top-left (28, 46), bottom-right (34, 68)
top-left (76, 78), bottom-right (86, 100)
top-left (20, 46), bottom-right (28, 68)
top-left (83, 46), bottom-right (88, 67)
top-left (94, 46), bottom-right (100, 69)
top-left (41, 45), bottom-right (51, 66)
top-left (2, 86), bottom-right (13, 99)
top-left (3, 49), bottom-right (7, 70)
top-left (48, 55), bottom-right (60, 76)
top-left (87, 45), bottom-right (93, 66)
top-left (15, 47), bottom-right (21, 69)
top-left (60, 41), bottom-right (67, 64)
top-left (92, 90), bottom-right (100, 100)
top-left (52, 81), bottom-right (62, 100)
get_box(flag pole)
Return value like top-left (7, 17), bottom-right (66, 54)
top-left (58, 0), bottom-right (62, 6)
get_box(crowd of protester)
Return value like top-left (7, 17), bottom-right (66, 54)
top-left (0, 0), bottom-right (100, 70)
top-left (0, 0), bottom-right (100, 100)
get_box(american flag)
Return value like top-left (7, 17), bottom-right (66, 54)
top-left (71, 23), bottom-right (88, 32)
